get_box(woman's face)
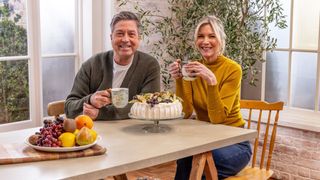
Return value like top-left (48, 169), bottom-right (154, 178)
top-left (195, 24), bottom-right (220, 62)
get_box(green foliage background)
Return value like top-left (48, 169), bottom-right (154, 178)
top-left (118, 0), bottom-right (287, 90)
top-left (0, 3), bottom-right (29, 124)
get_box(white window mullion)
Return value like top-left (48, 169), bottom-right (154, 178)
top-left (104, 0), bottom-right (113, 51)
top-left (287, 0), bottom-right (294, 107)
top-left (27, 0), bottom-right (43, 127)
top-left (261, 52), bottom-right (266, 101)
top-left (42, 53), bottom-right (77, 58)
top-left (75, 0), bottom-right (83, 72)
top-left (315, 12), bottom-right (320, 111)
top-left (92, 0), bottom-right (104, 55)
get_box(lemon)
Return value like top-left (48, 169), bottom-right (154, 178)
top-left (73, 129), bottom-right (79, 136)
top-left (58, 132), bottom-right (76, 147)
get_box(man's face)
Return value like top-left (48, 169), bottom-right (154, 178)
top-left (111, 20), bottom-right (140, 62)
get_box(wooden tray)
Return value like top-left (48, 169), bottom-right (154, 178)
top-left (0, 143), bottom-right (106, 165)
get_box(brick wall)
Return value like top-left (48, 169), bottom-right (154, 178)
top-left (272, 126), bottom-right (320, 179)
top-left (251, 122), bottom-right (320, 180)
top-left (113, 1), bottom-right (320, 179)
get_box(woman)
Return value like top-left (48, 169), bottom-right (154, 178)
top-left (169, 15), bottom-right (252, 179)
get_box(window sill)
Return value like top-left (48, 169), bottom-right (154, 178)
top-left (241, 107), bottom-right (320, 133)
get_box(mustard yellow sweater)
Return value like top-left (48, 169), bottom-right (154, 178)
top-left (176, 55), bottom-right (245, 127)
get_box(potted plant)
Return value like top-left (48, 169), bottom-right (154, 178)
top-left (118, 0), bottom-right (287, 90)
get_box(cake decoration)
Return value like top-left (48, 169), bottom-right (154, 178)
top-left (129, 91), bottom-right (183, 119)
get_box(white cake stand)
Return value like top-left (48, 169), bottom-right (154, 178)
top-left (128, 113), bottom-right (184, 133)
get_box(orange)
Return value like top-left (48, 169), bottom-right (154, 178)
top-left (75, 115), bottom-right (94, 129)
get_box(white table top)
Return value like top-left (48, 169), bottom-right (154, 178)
top-left (0, 119), bottom-right (256, 180)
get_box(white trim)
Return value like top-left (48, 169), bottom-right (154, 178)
top-left (42, 53), bottom-right (77, 58)
top-left (27, 0), bottom-right (43, 127)
top-left (92, 0), bottom-right (104, 54)
top-left (274, 48), bottom-right (318, 52)
top-left (241, 108), bottom-right (320, 133)
top-left (287, 0), bottom-right (294, 107)
top-left (261, 52), bottom-right (266, 101)
top-left (0, 120), bottom-right (34, 133)
top-left (315, 12), bottom-right (320, 111)
top-left (76, 0), bottom-right (83, 71)
top-left (104, 0), bottom-right (113, 51)
top-left (0, 56), bottom-right (29, 61)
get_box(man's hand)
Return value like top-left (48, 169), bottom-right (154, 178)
top-left (90, 89), bottom-right (112, 108)
top-left (83, 102), bottom-right (99, 120)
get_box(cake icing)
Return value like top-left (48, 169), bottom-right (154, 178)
top-left (129, 92), bottom-right (183, 119)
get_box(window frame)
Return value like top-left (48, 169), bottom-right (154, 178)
top-left (259, 0), bottom-right (320, 132)
top-left (0, 0), bottom-right (112, 132)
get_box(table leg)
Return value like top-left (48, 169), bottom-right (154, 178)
top-left (189, 151), bottom-right (218, 180)
top-left (113, 174), bottom-right (128, 180)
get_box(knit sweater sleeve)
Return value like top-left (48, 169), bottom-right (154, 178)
top-left (207, 64), bottom-right (242, 124)
top-left (176, 79), bottom-right (194, 119)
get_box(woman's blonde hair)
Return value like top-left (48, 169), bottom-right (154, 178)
top-left (194, 15), bottom-right (226, 54)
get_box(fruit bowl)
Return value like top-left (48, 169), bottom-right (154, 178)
top-left (25, 135), bottom-right (101, 152)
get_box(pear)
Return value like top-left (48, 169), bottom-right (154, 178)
top-left (63, 118), bottom-right (77, 133)
top-left (76, 127), bottom-right (94, 146)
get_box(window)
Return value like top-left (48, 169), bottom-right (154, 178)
top-left (0, 0), bottom-right (111, 132)
top-left (0, 0), bottom-right (79, 131)
top-left (0, 0), bottom-right (29, 125)
top-left (242, 0), bottom-right (320, 129)
top-left (40, 0), bottom-right (77, 117)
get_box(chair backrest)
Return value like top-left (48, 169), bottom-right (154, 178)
top-left (240, 99), bottom-right (284, 171)
top-left (47, 100), bottom-right (65, 118)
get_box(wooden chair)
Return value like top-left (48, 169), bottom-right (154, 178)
top-left (226, 100), bottom-right (284, 180)
top-left (47, 100), bottom-right (65, 118)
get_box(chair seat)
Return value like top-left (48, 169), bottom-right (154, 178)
top-left (225, 166), bottom-right (273, 180)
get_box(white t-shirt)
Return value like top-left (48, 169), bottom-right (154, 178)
top-left (112, 56), bottom-right (133, 88)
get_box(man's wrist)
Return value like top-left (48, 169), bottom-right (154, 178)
top-left (88, 94), bottom-right (93, 105)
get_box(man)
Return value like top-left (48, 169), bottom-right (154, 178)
top-left (65, 11), bottom-right (160, 120)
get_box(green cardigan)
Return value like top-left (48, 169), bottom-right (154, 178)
top-left (65, 50), bottom-right (160, 120)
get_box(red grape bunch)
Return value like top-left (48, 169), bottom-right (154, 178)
top-left (35, 117), bottom-right (65, 147)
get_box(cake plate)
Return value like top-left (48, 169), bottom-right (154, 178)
top-left (128, 113), bottom-right (184, 133)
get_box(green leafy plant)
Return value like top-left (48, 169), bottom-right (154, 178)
top-left (118, 0), bottom-right (287, 89)
top-left (0, 3), bottom-right (29, 124)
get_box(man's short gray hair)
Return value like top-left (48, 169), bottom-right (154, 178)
top-left (110, 11), bottom-right (141, 34)
top-left (194, 15), bottom-right (226, 54)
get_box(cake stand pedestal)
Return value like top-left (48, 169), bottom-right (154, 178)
top-left (142, 120), bottom-right (167, 133)
top-left (128, 113), bottom-right (184, 133)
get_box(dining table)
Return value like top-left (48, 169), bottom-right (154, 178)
top-left (0, 119), bottom-right (257, 180)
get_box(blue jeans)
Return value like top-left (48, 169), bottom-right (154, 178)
top-left (174, 141), bottom-right (252, 180)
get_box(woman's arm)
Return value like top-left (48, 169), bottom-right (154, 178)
top-left (176, 79), bottom-right (194, 119)
top-left (207, 66), bottom-right (242, 124)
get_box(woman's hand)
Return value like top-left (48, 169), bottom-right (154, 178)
top-left (83, 102), bottom-right (99, 120)
top-left (184, 61), bottom-right (217, 85)
top-left (168, 59), bottom-right (182, 79)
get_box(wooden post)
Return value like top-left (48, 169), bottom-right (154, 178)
top-left (189, 151), bottom-right (218, 180)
